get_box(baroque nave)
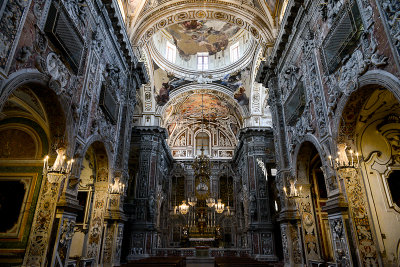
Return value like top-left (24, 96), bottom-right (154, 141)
top-left (0, 0), bottom-right (399, 266)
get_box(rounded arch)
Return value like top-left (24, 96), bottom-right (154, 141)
top-left (330, 70), bottom-right (400, 266)
top-left (0, 70), bottom-right (73, 153)
top-left (294, 140), bottom-right (320, 184)
top-left (292, 134), bottom-right (329, 179)
top-left (194, 128), bottom-right (212, 155)
top-left (79, 136), bottom-right (113, 183)
top-left (292, 140), bottom-right (332, 261)
top-left (333, 70), bottom-right (400, 142)
top-left (158, 83), bottom-right (248, 121)
top-left (130, 1), bottom-right (275, 48)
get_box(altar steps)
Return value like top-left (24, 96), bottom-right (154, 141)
top-left (123, 256), bottom-right (185, 267)
top-left (122, 256), bottom-right (283, 267)
top-left (215, 256), bottom-right (280, 267)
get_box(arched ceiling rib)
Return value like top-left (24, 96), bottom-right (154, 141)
top-left (127, 0), bottom-right (277, 50)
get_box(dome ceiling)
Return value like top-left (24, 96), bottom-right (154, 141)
top-left (165, 20), bottom-right (241, 57)
top-left (120, 0), bottom-right (277, 156)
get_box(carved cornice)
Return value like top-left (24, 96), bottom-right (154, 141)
top-left (132, 126), bottom-right (169, 138)
top-left (131, 126), bottom-right (173, 161)
top-left (322, 194), bottom-right (348, 214)
top-left (267, 0), bottom-right (304, 68)
top-left (233, 127), bottom-right (274, 162)
top-left (100, 0), bottom-right (139, 68)
top-left (237, 126), bottom-right (274, 140)
top-left (255, 61), bottom-right (276, 86)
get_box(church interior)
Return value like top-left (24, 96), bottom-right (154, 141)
top-left (0, 0), bottom-right (399, 266)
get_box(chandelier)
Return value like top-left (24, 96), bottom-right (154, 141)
top-left (215, 199), bottom-right (225, 213)
top-left (188, 196), bottom-right (197, 206)
top-left (179, 200), bottom-right (189, 215)
top-left (192, 92), bottom-right (212, 197)
top-left (206, 197), bottom-right (215, 208)
top-left (43, 146), bottom-right (74, 183)
top-left (109, 177), bottom-right (125, 195)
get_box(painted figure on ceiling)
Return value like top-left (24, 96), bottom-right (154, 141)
top-left (234, 86), bottom-right (249, 106)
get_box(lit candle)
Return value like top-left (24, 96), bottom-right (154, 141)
top-left (350, 150), bottom-right (353, 166)
top-left (43, 155), bottom-right (49, 169)
top-left (283, 186), bottom-right (287, 196)
top-left (299, 186), bottom-right (302, 196)
top-left (328, 155), bottom-right (333, 167)
top-left (356, 152), bottom-right (359, 165)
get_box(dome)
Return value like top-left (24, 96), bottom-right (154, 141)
top-left (150, 20), bottom-right (257, 81)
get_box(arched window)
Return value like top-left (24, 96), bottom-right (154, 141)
top-left (196, 132), bottom-right (209, 156)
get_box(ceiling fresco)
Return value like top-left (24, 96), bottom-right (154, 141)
top-left (163, 91), bottom-right (243, 158)
top-left (178, 93), bottom-right (231, 120)
top-left (165, 20), bottom-right (241, 59)
top-left (153, 62), bottom-right (192, 106)
top-left (163, 91), bottom-right (243, 128)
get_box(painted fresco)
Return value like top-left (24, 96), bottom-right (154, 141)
top-left (164, 93), bottom-right (238, 125)
top-left (125, 0), bottom-right (146, 27)
top-left (165, 20), bottom-right (241, 60)
top-left (179, 93), bottom-right (231, 121)
top-left (153, 62), bottom-right (191, 106)
top-left (215, 67), bottom-right (252, 106)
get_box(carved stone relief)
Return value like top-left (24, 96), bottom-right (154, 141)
top-left (379, 0), bottom-right (400, 55)
top-left (298, 195), bottom-right (320, 261)
top-left (46, 52), bottom-right (71, 94)
top-left (86, 187), bottom-right (108, 261)
top-left (0, 0), bottom-right (31, 74)
top-left (329, 216), bottom-right (351, 267)
top-left (57, 216), bottom-right (76, 265)
top-left (303, 33), bottom-right (329, 138)
top-left (23, 180), bottom-right (63, 266)
top-left (339, 168), bottom-right (378, 265)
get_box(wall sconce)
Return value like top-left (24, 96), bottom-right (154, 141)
top-left (109, 177), bottom-right (126, 195)
top-left (328, 144), bottom-right (361, 170)
top-left (43, 147), bottom-right (74, 183)
top-left (283, 180), bottom-right (302, 200)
